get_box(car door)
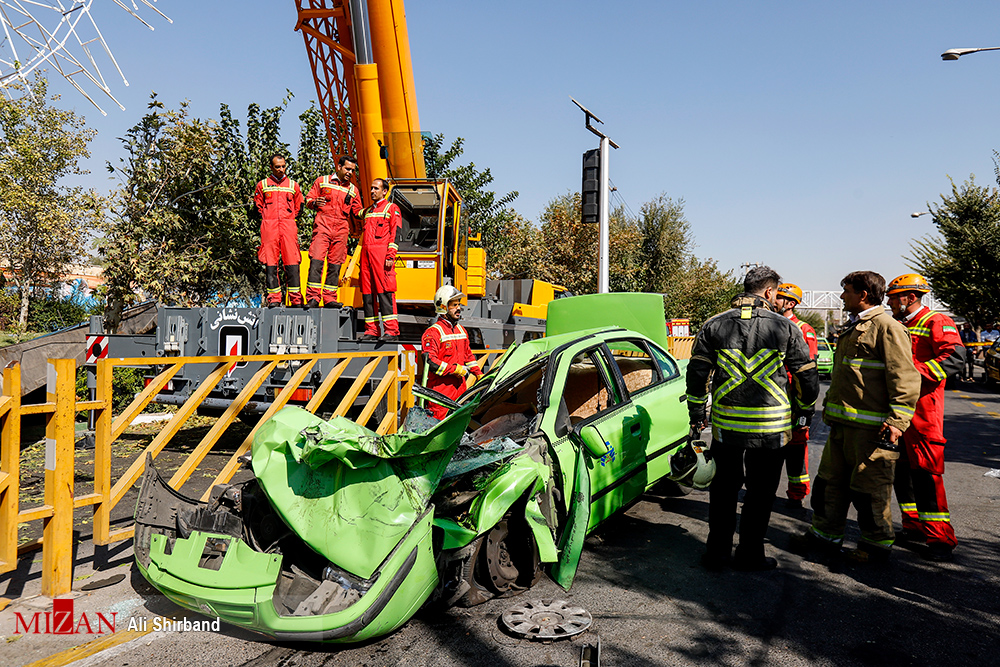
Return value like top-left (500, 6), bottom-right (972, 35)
top-left (604, 337), bottom-right (688, 492)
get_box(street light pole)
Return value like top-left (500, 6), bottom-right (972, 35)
top-left (941, 47), bottom-right (1000, 61)
top-left (572, 97), bottom-right (619, 293)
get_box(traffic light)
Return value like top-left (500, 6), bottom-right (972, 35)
top-left (581, 148), bottom-right (600, 224)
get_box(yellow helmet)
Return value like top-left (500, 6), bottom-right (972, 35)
top-left (777, 283), bottom-right (802, 305)
top-left (887, 273), bottom-right (931, 296)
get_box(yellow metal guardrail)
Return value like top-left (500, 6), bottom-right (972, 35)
top-left (0, 347), bottom-right (506, 598)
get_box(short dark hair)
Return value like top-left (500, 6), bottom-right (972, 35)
top-left (744, 266), bottom-right (780, 295)
top-left (269, 153), bottom-right (285, 165)
top-left (372, 178), bottom-right (389, 191)
top-left (338, 155), bottom-right (358, 167)
top-left (841, 271), bottom-right (885, 305)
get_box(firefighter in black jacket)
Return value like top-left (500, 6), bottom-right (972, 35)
top-left (686, 266), bottom-right (820, 571)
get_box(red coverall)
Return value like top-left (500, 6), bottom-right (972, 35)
top-left (305, 175), bottom-right (362, 305)
top-left (421, 316), bottom-right (482, 419)
top-left (255, 176), bottom-right (304, 305)
top-left (360, 198), bottom-right (402, 336)
top-left (895, 306), bottom-right (962, 548)
top-left (783, 314), bottom-right (818, 500)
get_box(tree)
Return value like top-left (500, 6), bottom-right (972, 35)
top-left (0, 75), bottom-right (103, 328)
top-left (423, 134), bottom-right (519, 263)
top-left (908, 175), bottom-right (1000, 327)
top-left (101, 94), bottom-right (332, 330)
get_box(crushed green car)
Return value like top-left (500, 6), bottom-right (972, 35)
top-left (133, 293), bottom-right (713, 642)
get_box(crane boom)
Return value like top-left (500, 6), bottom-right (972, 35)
top-left (294, 0), bottom-right (424, 194)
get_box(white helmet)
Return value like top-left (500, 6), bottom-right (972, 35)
top-left (434, 285), bottom-right (465, 314)
top-left (667, 440), bottom-right (716, 490)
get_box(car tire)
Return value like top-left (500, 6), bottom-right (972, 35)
top-left (454, 516), bottom-right (541, 608)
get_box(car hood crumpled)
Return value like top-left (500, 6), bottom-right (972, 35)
top-left (251, 403), bottom-right (475, 580)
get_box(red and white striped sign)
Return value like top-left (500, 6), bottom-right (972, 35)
top-left (85, 335), bottom-right (109, 364)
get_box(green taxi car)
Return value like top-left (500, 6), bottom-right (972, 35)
top-left (816, 337), bottom-right (834, 376)
top-left (133, 293), bottom-right (712, 642)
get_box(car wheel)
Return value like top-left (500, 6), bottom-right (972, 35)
top-left (454, 517), bottom-right (541, 608)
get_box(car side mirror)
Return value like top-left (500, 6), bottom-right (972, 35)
top-left (572, 423), bottom-right (610, 458)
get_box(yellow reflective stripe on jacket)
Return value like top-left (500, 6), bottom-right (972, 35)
top-left (824, 403), bottom-right (889, 424)
top-left (909, 310), bottom-right (938, 338)
top-left (844, 358), bottom-right (886, 369)
top-left (261, 179), bottom-right (297, 194)
top-left (319, 176), bottom-right (357, 198)
top-left (924, 359), bottom-right (946, 381)
top-left (685, 394), bottom-right (708, 405)
top-left (890, 403), bottom-right (915, 418)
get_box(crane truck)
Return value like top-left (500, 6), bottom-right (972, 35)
top-left (92, 0), bottom-right (568, 418)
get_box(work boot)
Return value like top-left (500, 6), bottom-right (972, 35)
top-left (785, 498), bottom-right (803, 509)
top-left (789, 529), bottom-right (841, 555)
top-left (324, 300), bottom-right (343, 309)
top-left (842, 545), bottom-right (891, 565)
top-left (700, 552), bottom-right (730, 572)
top-left (358, 333), bottom-right (379, 342)
top-left (920, 543), bottom-right (954, 562)
top-left (895, 528), bottom-right (927, 546)
top-left (382, 335), bottom-right (399, 343)
top-left (306, 299), bottom-right (320, 309)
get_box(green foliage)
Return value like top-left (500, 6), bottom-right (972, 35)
top-left (75, 366), bottom-right (152, 414)
top-left (796, 310), bottom-right (827, 334)
top-left (487, 191), bottom-right (739, 326)
top-left (423, 134), bottom-right (519, 257)
top-left (26, 297), bottom-right (90, 332)
top-left (101, 94), bottom-right (334, 330)
top-left (908, 175), bottom-right (1000, 327)
top-left (0, 74), bottom-right (104, 328)
top-left (0, 290), bottom-right (18, 331)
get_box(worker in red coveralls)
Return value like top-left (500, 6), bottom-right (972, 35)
top-left (886, 273), bottom-right (964, 561)
top-left (422, 286), bottom-right (482, 419)
top-left (254, 154), bottom-right (304, 307)
top-left (774, 283), bottom-right (818, 508)
top-left (358, 178), bottom-right (402, 341)
top-left (304, 155), bottom-right (363, 308)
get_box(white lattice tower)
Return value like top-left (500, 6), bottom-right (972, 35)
top-left (0, 0), bottom-right (171, 115)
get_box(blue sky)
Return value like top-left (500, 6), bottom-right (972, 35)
top-left (29, 0), bottom-right (1000, 293)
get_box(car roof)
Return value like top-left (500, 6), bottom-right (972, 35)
top-left (491, 327), bottom-right (647, 384)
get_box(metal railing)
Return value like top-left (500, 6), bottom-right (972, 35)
top-left (0, 347), bottom-right (508, 598)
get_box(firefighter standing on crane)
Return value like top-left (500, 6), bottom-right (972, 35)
top-left (886, 273), bottom-right (963, 561)
top-left (422, 286), bottom-right (482, 420)
top-left (254, 154), bottom-right (304, 307)
top-left (774, 283), bottom-right (818, 508)
top-left (359, 178), bottom-right (402, 341)
top-left (304, 156), bottom-right (363, 308)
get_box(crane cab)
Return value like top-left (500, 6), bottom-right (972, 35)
top-left (339, 179), bottom-right (486, 310)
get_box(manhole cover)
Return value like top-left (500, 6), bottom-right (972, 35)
top-left (501, 598), bottom-right (592, 640)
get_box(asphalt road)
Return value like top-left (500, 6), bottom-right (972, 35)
top-left (3, 379), bottom-right (1000, 667)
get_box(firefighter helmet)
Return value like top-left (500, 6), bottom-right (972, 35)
top-left (777, 283), bottom-right (803, 305)
top-left (434, 285), bottom-right (465, 313)
top-left (887, 273), bottom-right (931, 296)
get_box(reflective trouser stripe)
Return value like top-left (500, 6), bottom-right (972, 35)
top-left (788, 474), bottom-right (810, 484)
top-left (809, 526), bottom-right (843, 544)
top-left (918, 512), bottom-right (951, 522)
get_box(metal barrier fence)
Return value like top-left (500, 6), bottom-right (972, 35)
top-left (668, 336), bottom-right (696, 360)
top-left (0, 348), bottom-right (505, 598)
